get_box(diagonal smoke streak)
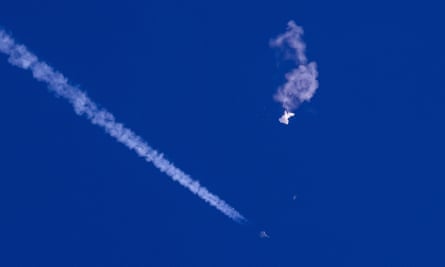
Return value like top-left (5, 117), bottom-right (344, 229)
top-left (270, 21), bottom-right (319, 124)
top-left (0, 30), bottom-right (246, 223)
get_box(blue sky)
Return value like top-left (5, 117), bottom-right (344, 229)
top-left (0, 0), bottom-right (444, 266)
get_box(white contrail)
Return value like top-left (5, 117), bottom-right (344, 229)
top-left (0, 29), bottom-right (246, 223)
top-left (270, 21), bottom-right (319, 125)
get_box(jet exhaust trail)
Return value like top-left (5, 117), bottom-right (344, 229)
top-left (270, 21), bottom-right (319, 125)
top-left (0, 30), bottom-right (246, 223)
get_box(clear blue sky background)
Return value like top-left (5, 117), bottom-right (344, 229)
top-left (0, 0), bottom-right (444, 266)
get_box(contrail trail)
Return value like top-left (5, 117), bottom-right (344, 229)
top-left (270, 21), bottom-right (319, 125)
top-left (0, 29), bottom-right (246, 223)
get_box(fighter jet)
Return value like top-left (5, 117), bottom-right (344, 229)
top-left (259, 231), bottom-right (270, 239)
top-left (278, 110), bottom-right (295, 125)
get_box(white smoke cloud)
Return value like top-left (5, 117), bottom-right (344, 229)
top-left (270, 21), bottom-right (319, 124)
top-left (0, 30), bottom-right (246, 223)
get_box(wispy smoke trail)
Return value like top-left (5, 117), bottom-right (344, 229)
top-left (0, 30), bottom-right (246, 223)
top-left (270, 21), bottom-right (319, 124)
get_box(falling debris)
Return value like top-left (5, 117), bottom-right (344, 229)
top-left (278, 110), bottom-right (295, 125)
top-left (259, 231), bottom-right (270, 239)
top-left (270, 21), bottom-right (319, 125)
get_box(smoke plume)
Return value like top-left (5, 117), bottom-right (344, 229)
top-left (270, 21), bottom-right (319, 124)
